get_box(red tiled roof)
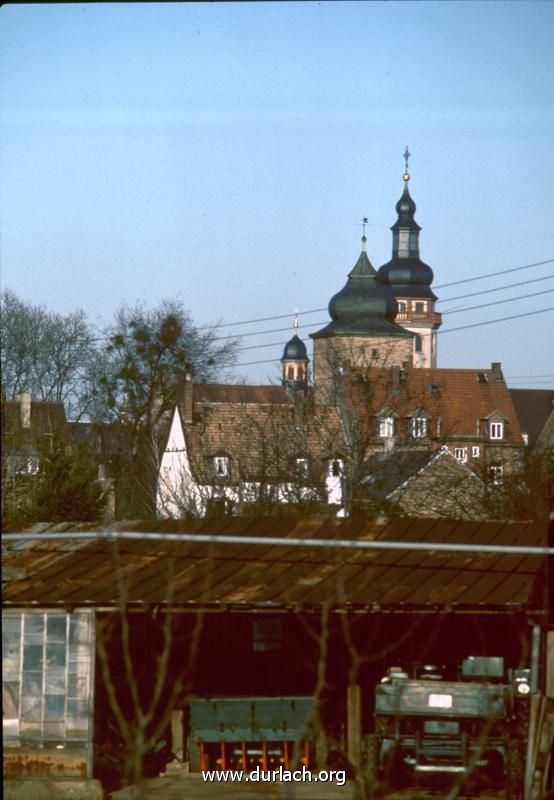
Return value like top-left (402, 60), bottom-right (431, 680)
top-left (2, 516), bottom-right (548, 611)
top-left (191, 384), bottom-right (289, 405)
top-left (347, 367), bottom-right (524, 444)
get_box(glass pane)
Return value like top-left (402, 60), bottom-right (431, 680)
top-left (21, 695), bottom-right (42, 721)
top-left (45, 695), bottom-right (65, 720)
top-left (43, 721), bottom-right (65, 739)
top-left (47, 615), bottom-right (67, 643)
top-left (3, 681), bottom-right (20, 718)
top-left (46, 643), bottom-right (66, 667)
top-left (2, 632), bottom-right (21, 679)
top-left (20, 721), bottom-right (42, 738)
top-left (23, 644), bottom-right (43, 670)
top-left (69, 616), bottom-right (90, 646)
top-left (23, 671), bottom-right (43, 695)
top-left (66, 698), bottom-right (89, 734)
top-left (45, 668), bottom-right (66, 694)
top-left (23, 615), bottom-right (44, 643)
top-left (3, 616), bottom-right (22, 633)
top-left (68, 673), bottom-right (88, 698)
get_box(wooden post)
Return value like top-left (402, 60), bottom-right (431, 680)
top-left (347, 683), bottom-right (362, 771)
top-left (546, 631), bottom-right (554, 699)
top-left (171, 709), bottom-right (184, 761)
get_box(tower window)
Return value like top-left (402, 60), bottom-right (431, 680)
top-left (287, 366), bottom-right (294, 380)
top-left (415, 302), bottom-right (425, 314)
top-left (297, 366), bottom-right (305, 380)
top-left (398, 302), bottom-right (407, 313)
top-left (414, 334), bottom-right (423, 353)
top-left (398, 231), bottom-right (409, 258)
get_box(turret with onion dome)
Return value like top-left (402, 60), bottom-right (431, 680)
top-left (281, 316), bottom-right (309, 394)
top-left (377, 148), bottom-right (442, 368)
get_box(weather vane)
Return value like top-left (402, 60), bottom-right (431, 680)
top-left (361, 217), bottom-right (368, 250)
top-left (403, 146), bottom-right (411, 182)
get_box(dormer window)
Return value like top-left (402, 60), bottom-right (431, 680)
top-left (412, 416), bottom-right (428, 439)
top-left (379, 417), bottom-right (395, 438)
top-left (210, 456), bottom-right (230, 478)
top-left (454, 447), bottom-right (467, 463)
top-left (489, 421), bottom-right (504, 440)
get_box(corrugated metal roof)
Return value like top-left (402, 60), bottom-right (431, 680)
top-left (2, 516), bottom-right (548, 611)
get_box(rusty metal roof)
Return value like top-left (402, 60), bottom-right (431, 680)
top-left (2, 516), bottom-right (548, 612)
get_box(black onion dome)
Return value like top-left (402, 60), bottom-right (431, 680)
top-left (392, 183), bottom-right (420, 231)
top-left (378, 258), bottom-right (437, 301)
top-left (281, 333), bottom-right (308, 362)
top-left (311, 250), bottom-right (411, 339)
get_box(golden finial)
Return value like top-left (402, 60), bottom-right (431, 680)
top-left (402, 146), bottom-right (411, 182)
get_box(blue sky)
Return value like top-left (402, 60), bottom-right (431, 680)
top-left (1, 1), bottom-right (553, 387)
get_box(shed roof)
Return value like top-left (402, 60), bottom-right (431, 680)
top-left (2, 516), bottom-right (548, 613)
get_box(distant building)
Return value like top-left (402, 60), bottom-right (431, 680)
top-left (153, 155), bottom-right (526, 519)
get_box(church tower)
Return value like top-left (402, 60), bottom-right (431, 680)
top-left (310, 227), bottom-right (414, 395)
top-left (377, 148), bottom-right (442, 367)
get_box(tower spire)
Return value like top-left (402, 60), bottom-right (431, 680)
top-left (361, 216), bottom-right (368, 251)
top-left (403, 146), bottom-right (411, 182)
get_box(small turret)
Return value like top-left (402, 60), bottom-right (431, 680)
top-left (281, 316), bottom-right (309, 394)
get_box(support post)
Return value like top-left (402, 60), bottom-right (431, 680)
top-left (546, 630), bottom-right (554, 699)
top-left (347, 683), bottom-right (362, 772)
top-left (171, 709), bottom-right (184, 762)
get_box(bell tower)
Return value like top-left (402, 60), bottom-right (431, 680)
top-left (281, 316), bottom-right (309, 395)
top-left (377, 148), bottom-right (442, 367)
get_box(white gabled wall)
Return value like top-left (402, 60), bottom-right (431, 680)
top-left (157, 408), bottom-right (203, 517)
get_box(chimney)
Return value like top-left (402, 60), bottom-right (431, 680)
top-left (15, 392), bottom-right (31, 428)
top-left (491, 362), bottom-right (504, 382)
top-left (182, 374), bottom-right (193, 424)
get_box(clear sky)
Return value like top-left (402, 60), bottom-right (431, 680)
top-left (1, 1), bottom-right (553, 387)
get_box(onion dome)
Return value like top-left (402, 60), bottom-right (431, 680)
top-left (281, 333), bottom-right (308, 362)
top-left (377, 152), bottom-right (437, 301)
top-left (311, 246), bottom-right (411, 340)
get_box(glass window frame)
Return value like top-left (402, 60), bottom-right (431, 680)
top-left (2, 610), bottom-right (94, 750)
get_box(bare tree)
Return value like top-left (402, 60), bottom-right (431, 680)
top-left (1, 289), bottom-right (95, 418)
